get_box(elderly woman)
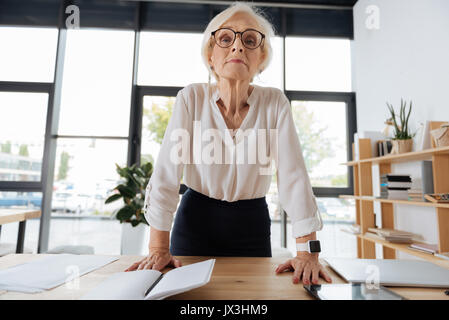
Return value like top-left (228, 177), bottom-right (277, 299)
top-left (125, 2), bottom-right (332, 286)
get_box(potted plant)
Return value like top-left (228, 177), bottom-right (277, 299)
top-left (105, 162), bottom-right (153, 255)
top-left (386, 99), bottom-right (415, 154)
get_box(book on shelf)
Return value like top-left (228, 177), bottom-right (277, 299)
top-left (366, 228), bottom-right (417, 244)
top-left (340, 224), bottom-right (360, 235)
top-left (376, 139), bottom-right (393, 157)
top-left (367, 228), bottom-right (416, 237)
top-left (408, 243), bottom-right (439, 254)
top-left (365, 231), bottom-right (414, 244)
top-left (378, 174), bottom-right (413, 200)
top-left (386, 191), bottom-right (409, 200)
top-left (386, 181), bottom-right (413, 188)
top-left (382, 174), bottom-right (412, 182)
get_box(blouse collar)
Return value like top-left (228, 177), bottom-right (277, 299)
top-left (211, 83), bottom-right (258, 107)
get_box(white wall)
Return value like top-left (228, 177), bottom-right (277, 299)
top-left (352, 0), bottom-right (449, 259)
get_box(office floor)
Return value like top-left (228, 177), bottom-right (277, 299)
top-left (0, 218), bottom-right (356, 258)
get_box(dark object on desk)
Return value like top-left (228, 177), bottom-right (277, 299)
top-left (304, 283), bottom-right (406, 300)
top-left (445, 290), bottom-right (449, 296)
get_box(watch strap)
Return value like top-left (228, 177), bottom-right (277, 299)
top-left (296, 242), bottom-right (309, 252)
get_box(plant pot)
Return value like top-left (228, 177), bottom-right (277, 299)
top-left (120, 223), bottom-right (150, 255)
top-left (390, 139), bottom-right (413, 154)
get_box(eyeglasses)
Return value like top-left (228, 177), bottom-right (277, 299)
top-left (211, 28), bottom-right (265, 50)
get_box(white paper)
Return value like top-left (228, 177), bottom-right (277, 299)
top-left (145, 259), bottom-right (215, 300)
top-left (82, 270), bottom-right (162, 300)
top-left (0, 254), bottom-right (118, 293)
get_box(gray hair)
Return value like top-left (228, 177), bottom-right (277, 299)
top-left (201, 2), bottom-right (276, 84)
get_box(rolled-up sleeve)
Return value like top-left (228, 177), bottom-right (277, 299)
top-left (274, 92), bottom-right (323, 238)
top-left (143, 88), bottom-right (191, 231)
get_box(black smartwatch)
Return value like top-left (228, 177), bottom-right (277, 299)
top-left (296, 240), bottom-right (321, 253)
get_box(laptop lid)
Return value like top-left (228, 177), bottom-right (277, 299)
top-left (325, 258), bottom-right (449, 288)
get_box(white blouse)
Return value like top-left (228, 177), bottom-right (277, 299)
top-left (143, 82), bottom-right (323, 238)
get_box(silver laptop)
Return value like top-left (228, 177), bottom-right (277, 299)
top-left (325, 258), bottom-right (449, 288)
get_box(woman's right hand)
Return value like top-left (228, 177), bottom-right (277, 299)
top-left (124, 249), bottom-right (182, 272)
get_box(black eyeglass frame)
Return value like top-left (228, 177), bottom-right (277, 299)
top-left (211, 28), bottom-right (265, 50)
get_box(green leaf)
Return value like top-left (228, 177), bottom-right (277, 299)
top-left (136, 168), bottom-right (146, 177)
top-left (105, 193), bottom-right (122, 204)
top-left (117, 184), bottom-right (136, 199)
top-left (130, 219), bottom-right (140, 227)
top-left (116, 205), bottom-right (135, 221)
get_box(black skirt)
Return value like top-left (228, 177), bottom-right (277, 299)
top-left (170, 187), bottom-right (272, 257)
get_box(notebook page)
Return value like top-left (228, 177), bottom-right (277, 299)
top-left (82, 270), bottom-right (162, 300)
top-left (145, 259), bottom-right (215, 300)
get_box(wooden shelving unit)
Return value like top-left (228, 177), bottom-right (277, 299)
top-left (340, 139), bottom-right (449, 263)
top-left (340, 195), bottom-right (449, 209)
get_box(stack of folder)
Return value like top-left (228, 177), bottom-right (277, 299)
top-left (380, 174), bottom-right (412, 200)
top-left (367, 228), bottom-right (417, 244)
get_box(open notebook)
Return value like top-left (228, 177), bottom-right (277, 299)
top-left (82, 259), bottom-right (215, 300)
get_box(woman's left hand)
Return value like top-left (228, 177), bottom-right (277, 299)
top-left (275, 253), bottom-right (333, 285)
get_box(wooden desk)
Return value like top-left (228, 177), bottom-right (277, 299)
top-left (0, 254), bottom-right (448, 300)
top-left (0, 209), bottom-right (41, 253)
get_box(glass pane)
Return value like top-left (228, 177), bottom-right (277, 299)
top-left (0, 92), bottom-right (48, 182)
top-left (0, 191), bottom-right (42, 254)
top-left (0, 191), bottom-right (42, 209)
top-left (49, 138), bottom-right (128, 254)
top-left (58, 29), bottom-right (134, 136)
top-left (282, 197), bottom-right (356, 258)
top-left (0, 27), bottom-right (58, 82)
top-left (253, 36), bottom-right (283, 90)
top-left (285, 37), bottom-right (351, 92)
top-left (141, 95), bottom-right (175, 166)
top-left (138, 31), bottom-right (208, 86)
top-left (291, 100), bottom-right (348, 188)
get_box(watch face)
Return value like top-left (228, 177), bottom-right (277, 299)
top-left (309, 240), bottom-right (321, 253)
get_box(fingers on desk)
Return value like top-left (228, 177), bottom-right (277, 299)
top-left (124, 257), bottom-right (148, 272)
top-left (275, 260), bottom-right (294, 274)
top-left (319, 266), bottom-right (332, 283)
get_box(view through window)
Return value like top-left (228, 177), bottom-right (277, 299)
top-left (0, 28), bottom-right (355, 257)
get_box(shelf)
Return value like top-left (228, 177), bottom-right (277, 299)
top-left (340, 146), bottom-right (449, 166)
top-left (339, 195), bottom-right (449, 209)
top-left (358, 233), bottom-right (449, 267)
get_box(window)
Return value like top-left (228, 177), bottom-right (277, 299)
top-left (138, 31), bottom-right (208, 87)
top-left (58, 29), bottom-right (134, 136)
top-left (48, 28), bottom-right (135, 254)
top-left (285, 37), bottom-right (352, 92)
top-left (280, 197), bottom-right (357, 258)
top-left (141, 95), bottom-right (175, 165)
top-left (0, 27), bottom-right (58, 82)
top-left (253, 36), bottom-right (283, 90)
top-left (48, 138), bottom-right (128, 254)
top-left (291, 100), bottom-right (349, 188)
top-left (0, 92), bottom-right (48, 182)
